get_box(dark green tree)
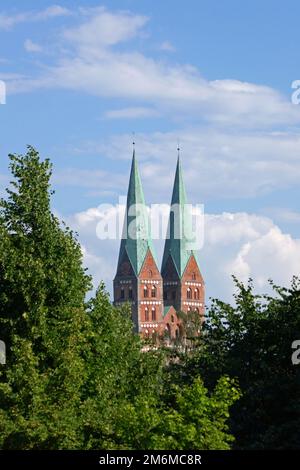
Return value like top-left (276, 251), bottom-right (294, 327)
top-left (181, 277), bottom-right (300, 449)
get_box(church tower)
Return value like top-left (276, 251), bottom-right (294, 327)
top-left (161, 155), bottom-right (205, 317)
top-left (113, 147), bottom-right (163, 337)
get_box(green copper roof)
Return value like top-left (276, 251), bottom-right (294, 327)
top-left (163, 306), bottom-right (172, 317)
top-left (117, 149), bottom-right (156, 276)
top-left (161, 156), bottom-right (196, 278)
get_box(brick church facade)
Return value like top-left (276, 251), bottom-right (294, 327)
top-left (113, 148), bottom-right (205, 339)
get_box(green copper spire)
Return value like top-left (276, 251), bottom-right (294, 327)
top-left (117, 147), bottom-right (156, 276)
top-left (161, 153), bottom-right (195, 277)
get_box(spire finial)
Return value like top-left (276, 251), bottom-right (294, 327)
top-left (132, 131), bottom-right (135, 151)
top-left (177, 138), bottom-right (180, 159)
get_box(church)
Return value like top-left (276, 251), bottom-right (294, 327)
top-left (113, 147), bottom-right (205, 339)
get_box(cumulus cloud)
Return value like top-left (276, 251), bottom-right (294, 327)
top-left (201, 213), bottom-right (298, 299)
top-left (63, 206), bottom-right (300, 303)
top-left (227, 226), bottom-right (300, 289)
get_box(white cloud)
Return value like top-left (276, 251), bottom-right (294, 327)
top-left (4, 7), bottom-right (300, 130)
top-left (33, 5), bottom-right (71, 21)
top-left (24, 39), bottom-right (42, 53)
top-left (81, 243), bottom-right (115, 296)
top-left (104, 106), bottom-right (159, 119)
top-left (202, 212), bottom-right (300, 300)
top-left (63, 8), bottom-right (148, 51)
top-left (0, 12), bottom-right (28, 30)
top-left (63, 205), bottom-right (300, 303)
top-left (159, 41), bottom-right (175, 52)
top-left (15, 58), bottom-right (299, 128)
top-left (65, 206), bottom-right (122, 294)
top-left (65, 129), bottom-right (300, 201)
top-left (227, 225), bottom-right (300, 289)
top-left (0, 5), bottom-right (71, 30)
top-left (263, 208), bottom-right (300, 224)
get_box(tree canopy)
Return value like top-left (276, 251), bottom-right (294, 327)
top-left (179, 277), bottom-right (300, 449)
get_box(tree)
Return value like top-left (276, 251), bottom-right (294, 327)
top-left (175, 309), bottom-right (203, 352)
top-left (181, 277), bottom-right (300, 449)
top-left (0, 146), bottom-right (92, 448)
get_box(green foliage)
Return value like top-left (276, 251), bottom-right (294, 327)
top-left (0, 146), bottom-right (92, 449)
top-left (174, 309), bottom-right (203, 351)
top-left (182, 276), bottom-right (300, 449)
top-left (0, 147), bottom-right (238, 450)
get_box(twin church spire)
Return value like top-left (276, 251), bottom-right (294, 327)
top-left (114, 146), bottom-right (204, 338)
top-left (161, 155), bottom-right (195, 278)
top-left (116, 147), bottom-right (156, 277)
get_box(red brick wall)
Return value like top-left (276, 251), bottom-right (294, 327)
top-left (138, 249), bottom-right (163, 338)
top-left (180, 254), bottom-right (205, 315)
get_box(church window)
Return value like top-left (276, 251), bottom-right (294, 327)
top-left (144, 286), bottom-right (148, 298)
top-left (145, 307), bottom-right (149, 321)
top-left (151, 285), bottom-right (156, 298)
top-left (187, 287), bottom-right (192, 299)
top-left (151, 307), bottom-right (156, 321)
top-left (120, 287), bottom-right (125, 299)
top-left (194, 288), bottom-right (199, 300)
top-left (128, 287), bottom-right (133, 299)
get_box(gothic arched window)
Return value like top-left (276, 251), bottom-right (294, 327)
top-left (144, 286), bottom-right (148, 298)
top-left (187, 287), bottom-right (192, 299)
top-left (128, 287), bottom-right (133, 299)
top-left (151, 307), bottom-right (156, 321)
top-left (120, 287), bottom-right (125, 300)
top-left (145, 307), bottom-right (149, 321)
top-left (194, 288), bottom-right (199, 300)
top-left (151, 285), bottom-right (156, 298)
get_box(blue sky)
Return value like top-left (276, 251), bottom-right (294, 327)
top-left (1, 0), bottom-right (300, 301)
